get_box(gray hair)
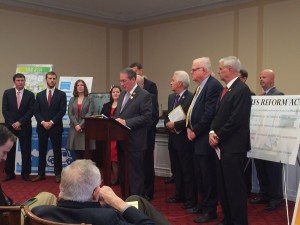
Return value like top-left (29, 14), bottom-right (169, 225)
top-left (174, 70), bottom-right (190, 88)
top-left (219, 56), bottom-right (241, 72)
top-left (194, 57), bottom-right (212, 72)
top-left (59, 159), bottom-right (101, 202)
top-left (136, 75), bottom-right (144, 86)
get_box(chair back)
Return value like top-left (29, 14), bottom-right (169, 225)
top-left (24, 206), bottom-right (91, 225)
top-left (0, 206), bottom-right (22, 225)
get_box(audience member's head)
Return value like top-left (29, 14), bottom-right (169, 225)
top-left (59, 160), bottom-right (101, 202)
top-left (109, 85), bottom-right (121, 102)
top-left (218, 56), bottom-right (241, 84)
top-left (260, 69), bottom-right (275, 91)
top-left (191, 57), bottom-right (212, 85)
top-left (171, 70), bottom-right (190, 93)
top-left (136, 75), bottom-right (145, 88)
top-left (0, 125), bottom-right (16, 162)
top-left (129, 62), bottom-right (143, 75)
top-left (239, 69), bottom-right (248, 83)
top-left (73, 79), bottom-right (89, 97)
top-left (119, 68), bottom-right (137, 92)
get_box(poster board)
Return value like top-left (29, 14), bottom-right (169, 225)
top-left (89, 92), bottom-right (110, 114)
top-left (248, 95), bottom-right (300, 165)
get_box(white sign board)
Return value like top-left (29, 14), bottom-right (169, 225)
top-left (248, 95), bottom-right (300, 165)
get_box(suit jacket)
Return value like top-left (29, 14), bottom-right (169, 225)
top-left (144, 78), bottom-right (158, 97)
top-left (143, 78), bottom-right (159, 129)
top-left (32, 200), bottom-right (156, 225)
top-left (211, 78), bottom-right (252, 153)
top-left (165, 90), bottom-right (193, 151)
top-left (101, 101), bottom-right (115, 118)
top-left (68, 96), bottom-right (94, 129)
top-left (190, 76), bottom-right (223, 155)
top-left (2, 88), bottom-right (35, 135)
top-left (114, 85), bottom-right (152, 150)
top-left (267, 87), bottom-right (284, 96)
top-left (34, 88), bottom-right (67, 134)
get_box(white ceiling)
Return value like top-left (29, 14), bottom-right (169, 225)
top-left (0, 0), bottom-right (251, 25)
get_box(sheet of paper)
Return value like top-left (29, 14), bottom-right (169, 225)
top-left (126, 201), bottom-right (139, 209)
top-left (215, 146), bottom-right (221, 160)
top-left (168, 105), bottom-right (186, 122)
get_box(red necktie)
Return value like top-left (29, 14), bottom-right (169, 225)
top-left (220, 87), bottom-right (228, 100)
top-left (262, 92), bottom-right (266, 95)
top-left (48, 90), bottom-right (52, 107)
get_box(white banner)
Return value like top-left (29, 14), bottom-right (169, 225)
top-left (248, 95), bottom-right (300, 165)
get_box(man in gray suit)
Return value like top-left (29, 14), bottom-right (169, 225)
top-left (114, 68), bottom-right (152, 197)
top-left (250, 69), bottom-right (284, 211)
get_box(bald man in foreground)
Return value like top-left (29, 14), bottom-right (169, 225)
top-left (249, 69), bottom-right (284, 211)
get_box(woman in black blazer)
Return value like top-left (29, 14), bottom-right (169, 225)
top-left (101, 85), bottom-right (121, 185)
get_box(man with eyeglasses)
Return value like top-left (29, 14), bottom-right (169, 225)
top-left (114, 68), bottom-right (152, 197)
top-left (186, 57), bottom-right (222, 223)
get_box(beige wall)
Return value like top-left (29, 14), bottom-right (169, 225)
top-left (127, 0), bottom-right (300, 112)
top-left (0, 0), bottom-right (299, 122)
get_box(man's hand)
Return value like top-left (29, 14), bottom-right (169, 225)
top-left (12, 121), bottom-right (21, 131)
top-left (42, 121), bottom-right (53, 130)
top-left (115, 118), bottom-right (126, 126)
top-left (187, 128), bottom-right (196, 141)
top-left (209, 132), bottom-right (219, 148)
top-left (166, 121), bottom-right (176, 133)
top-left (93, 186), bottom-right (128, 212)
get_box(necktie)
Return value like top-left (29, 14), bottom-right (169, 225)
top-left (121, 92), bottom-right (130, 112)
top-left (186, 86), bottom-right (200, 127)
top-left (220, 86), bottom-right (228, 100)
top-left (16, 91), bottom-right (21, 109)
top-left (48, 90), bottom-right (52, 107)
top-left (262, 92), bottom-right (266, 96)
top-left (173, 94), bottom-right (180, 109)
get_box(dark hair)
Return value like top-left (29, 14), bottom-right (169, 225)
top-left (129, 62), bottom-right (143, 69)
top-left (121, 68), bottom-right (136, 80)
top-left (13, 73), bottom-right (25, 82)
top-left (73, 79), bottom-right (89, 97)
top-left (240, 69), bottom-right (248, 78)
top-left (0, 125), bottom-right (16, 146)
top-left (109, 85), bottom-right (122, 102)
top-left (46, 71), bottom-right (57, 79)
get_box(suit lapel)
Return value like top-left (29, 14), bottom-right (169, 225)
top-left (120, 86), bottom-right (140, 114)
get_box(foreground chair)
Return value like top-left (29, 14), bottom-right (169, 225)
top-left (24, 206), bottom-right (91, 225)
top-left (0, 206), bottom-right (22, 225)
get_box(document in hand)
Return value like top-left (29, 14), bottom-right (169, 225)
top-left (168, 105), bottom-right (186, 122)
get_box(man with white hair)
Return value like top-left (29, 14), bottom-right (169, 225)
top-left (165, 71), bottom-right (196, 210)
top-left (186, 57), bottom-right (222, 223)
top-left (32, 159), bottom-right (171, 225)
top-left (209, 56), bottom-right (252, 225)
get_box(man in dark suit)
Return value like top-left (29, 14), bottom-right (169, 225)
top-left (32, 159), bottom-right (171, 225)
top-left (249, 69), bottom-right (284, 211)
top-left (186, 58), bottom-right (222, 223)
top-left (136, 75), bottom-right (159, 201)
top-left (209, 56), bottom-right (252, 225)
top-left (2, 73), bottom-right (35, 181)
top-left (165, 70), bottom-right (196, 210)
top-left (114, 68), bottom-right (152, 196)
top-left (32, 71), bottom-right (67, 183)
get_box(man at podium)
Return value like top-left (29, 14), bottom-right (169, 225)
top-left (114, 68), bottom-right (152, 196)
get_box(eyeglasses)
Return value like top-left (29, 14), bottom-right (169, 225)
top-left (191, 67), bottom-right (202, 73)
top-left (119, 79), bottom-right (130, 83)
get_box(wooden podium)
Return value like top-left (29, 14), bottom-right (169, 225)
top-left (84, 117), bottom-right (130, 198)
